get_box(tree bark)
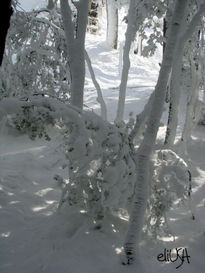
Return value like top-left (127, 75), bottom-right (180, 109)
top-left (115, 0), bottom-right (136, 123)
top-left (106, 0), bottom-right (118, 49)
top-left (0, 1), bottom-right (13, 66)
top-left (164, 42), bottom-right (184, 148)
top-left (47, 0), bottom-right (55, 10)
top-left (123, 0), bottom-right (188, 265)
top-left (85, 50), bottom-right (107, 120)
top-left (60, 0), bottom-right (89, 109)
top-left (164, 2), bottom-right (205, 148)
top-left (129, 90), bottom-right (155, 143)
top-left (181, 54), bottom-right (202, 154)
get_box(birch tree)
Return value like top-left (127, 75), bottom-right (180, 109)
top-left (60, 0), bottom-right (89, 109)
top-left (106, 0), bottom-right (118, 49)
top-left (115, 0), bottom-right (136, 123)
top-left (164, 1), bottom-right (205, 148)
top-left (181, 31), bottom-right (204, 154)
top-left (122, 0), bottom-right (188, 265)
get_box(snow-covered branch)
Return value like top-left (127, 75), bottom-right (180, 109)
top-left (85, 50), bottom-right (107, 121)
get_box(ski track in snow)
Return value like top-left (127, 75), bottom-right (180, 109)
top-left (1, 31), bottom-right (205, 273)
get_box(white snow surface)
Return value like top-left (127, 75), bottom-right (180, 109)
top-left (1, 29), bottom-right (205, 273)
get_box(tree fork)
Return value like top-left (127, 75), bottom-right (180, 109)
top-left (122, 0), bottom-right (188, 265)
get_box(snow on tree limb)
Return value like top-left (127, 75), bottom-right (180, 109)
top-left (85, 50), bottom-right (107, 120)
top-left (0, 97), bottom-right (87, 138)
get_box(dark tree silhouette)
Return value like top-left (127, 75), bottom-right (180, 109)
top-left (0, 0), bottom-right (13, 66)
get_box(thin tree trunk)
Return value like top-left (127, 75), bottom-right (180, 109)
top-left (85, 50), bottom-right (107, 120)
top-left (115, 0), bottom-right (136, 123)
top-left (123, 0), bottom-right (188, 265)
top-left (136, 32), bottom-right (142, 56)
top-left (106, 0), bottom-right (118, 49)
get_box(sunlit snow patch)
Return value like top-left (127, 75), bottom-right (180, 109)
top-left (0, 232), bottom-right (11, 238)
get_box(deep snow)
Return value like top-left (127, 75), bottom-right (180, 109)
top-left (1, 15), bottom-right (205, 273)
top-left (1, 126), bottom-right (205, 273)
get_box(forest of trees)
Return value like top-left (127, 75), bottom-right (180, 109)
top-left (0, 0), bottom-right (205, 268)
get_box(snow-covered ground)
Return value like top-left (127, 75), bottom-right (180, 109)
top-left (1, 28), bottom-right (205, 273)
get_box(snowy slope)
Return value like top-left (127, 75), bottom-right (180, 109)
top-left (1, 28), bottom-right (205, 273)
top-left (1, 128), bottom-right (205, 273)
top-left (84, 30), bottom-right (160, 122)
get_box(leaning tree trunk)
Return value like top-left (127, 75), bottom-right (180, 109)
top-left (164, 3), bottom-right (205, 148)
top-left (162, 1), bottom-right (174, 55)
top-left (60, 0), bottom-right (89, 109)
top-left (85, 50), bottom-right (107, 120)
top-left (129, 90), bottom-right (155, 143)
top-left (164, 42), bottom-right (184, 148)
top-left (122, 0), bottom-right (188, 265)
top-left (115, 0), bottom-right (136, 123)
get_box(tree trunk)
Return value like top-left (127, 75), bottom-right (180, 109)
top-left (129, 90), bottom-right (155, 143)
top-left (136, 32), bottom-right (142, 56)
top-left (163, 18), bottom-right (168, 54)
top-left (106, 0), bottom-right (118, 49)
top-left (47, 0), bottom-right (55, 10)
top-left (85, 50), bottom-right (107, 120)
top-left (60, 0), bottom-right (89, 109)
top-left (181, 55), bottom-right (202, 154)
top-left (164, 43), bottom-right (184, 148)
top-left (164, 3), bottom-right (205, 148)
top-left (0, 1), bottom-right (13, 66)
top-left (162, 2), bottom-right (174, 55)
top-left (123, 0), bottom-right (188, 265)
top-left (115, 0), bottom-right (136, 123)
